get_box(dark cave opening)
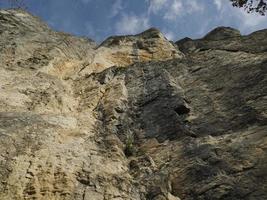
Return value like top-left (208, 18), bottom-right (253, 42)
top-left (174, 105), bottom-right (190, 115)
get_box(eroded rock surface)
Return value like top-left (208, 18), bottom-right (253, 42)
top-left (0, 10), bottom-right (266, 200)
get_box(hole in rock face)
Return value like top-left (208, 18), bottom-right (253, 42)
top-left (174, 105), bottom-right (190, 115)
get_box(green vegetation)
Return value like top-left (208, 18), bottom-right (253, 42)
top-left (124, 133), bottom-right (135, 157)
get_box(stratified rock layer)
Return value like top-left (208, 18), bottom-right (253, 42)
top-left (0, 9), bottom-right (266, 200)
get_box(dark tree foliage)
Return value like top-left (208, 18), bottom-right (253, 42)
top-left (230, 0), bottom-right (267, 15)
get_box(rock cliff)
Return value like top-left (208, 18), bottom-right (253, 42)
top-left (0, 9), bottom-right (266, 200)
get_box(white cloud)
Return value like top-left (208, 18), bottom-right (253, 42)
top-left (213, 0), bottom-right (223, 10)
top-left (186, 0), bottom-right (204, 13)
top-left (148, 0), bottom-right (205, 21)
top-left (163, 0), bottom-right (183, 20)
top-left (110, 0), bottom-right (123, 18)
top-left (80, 0), bottom-right (91, 4)
top-left (148, 0), bottom-right (168, 14)
top-left (115, 14), bottom-right (150, 35)
top-left (163, 30), bottom-right (176, 40)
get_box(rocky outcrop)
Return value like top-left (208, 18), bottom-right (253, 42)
top-left (176, 26), bottom-right (267, 54)
top-left (0, 9), bottom-right (266, 200)
top-left (203, 27), bottom-right (241, 40)
top-left (79, 27), bottom-right (183, 75)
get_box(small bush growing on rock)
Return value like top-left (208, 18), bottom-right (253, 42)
top-left (124, 133), bottom-right (135, 157)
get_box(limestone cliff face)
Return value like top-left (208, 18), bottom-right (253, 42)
top-left (0, 9), bottom-right (266, 200)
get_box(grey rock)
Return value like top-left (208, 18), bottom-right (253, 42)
top-left (203, 26), bottom-right (241, 40)
top-left (176, 27), bottom-right (267, 54)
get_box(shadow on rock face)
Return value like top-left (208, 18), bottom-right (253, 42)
top-left (123, 64), bottom-right (192, 143)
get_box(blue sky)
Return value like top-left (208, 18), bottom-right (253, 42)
top-left (0, 0), bottom-right (267, 42)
